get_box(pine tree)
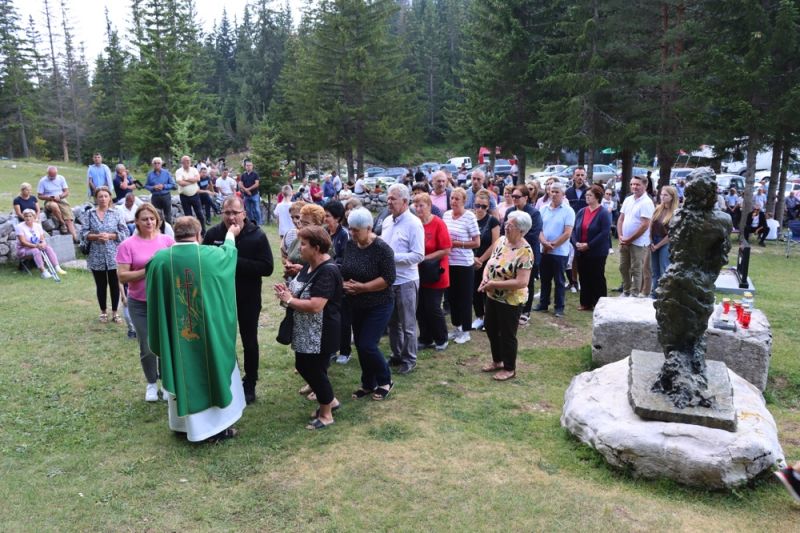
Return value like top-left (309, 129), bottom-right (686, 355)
top-left (42, 0), bottom-right (69, 161)
top-left (60, 0), bottom-right (91, 162)
top-left (0, 0), bottom-right (37, 158)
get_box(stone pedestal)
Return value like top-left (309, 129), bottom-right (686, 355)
top-left (561, 358), bottom-right (784, 489)
top-left (48, 234), bottom-right (75, 264)
top-left (591, 297), bottom-right (772, 391)
top-left (628, 350), bottom-right (737, 431)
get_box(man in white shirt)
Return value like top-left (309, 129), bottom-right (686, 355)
top-left (618, 175), bottom-right (655, 297)
top-left (37, 165), bottom-right (78, 242)
top-left (215, 168), bottom-right (237, 200)
top-left (175, 155), bottom-right (205, 233)
top-left (117, 192), bottom-right (143, 234)
top-left (380, 183), bottom-right (425, 374)
top-left (429, 171), bottom-right (450, 215)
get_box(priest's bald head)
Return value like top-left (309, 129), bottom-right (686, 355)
top-left (174, 216), bottom-right (202, 242)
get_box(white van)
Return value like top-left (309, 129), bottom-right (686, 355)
top-left (447, 156), bottom-right (472, 170)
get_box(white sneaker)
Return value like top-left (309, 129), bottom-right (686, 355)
top-left (471, 318), bottom-right (484, 330)
top-left (447, 326), bottom-right (462, 340)
top-left (145, 383), bottom-right (158, 402)
top-left (160, 387), bottom-right (170, 401)
top-left (336, 355), bottom-right (351, 364)
top-left (41, 271), bottom-right (52, 279)
top-left (609, 248), bottom-right (615, 254)
top-left (56, 267), bottom-right (67, 275)
top-left (570, 285), bottom-right (577, 293)
top-left (435, 341), bottom-right (449, 351)
top-left (454, 331), bottom-right (471, 344)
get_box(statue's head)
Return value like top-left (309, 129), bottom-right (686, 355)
top-left (684, 167), bottom-right (718, 210)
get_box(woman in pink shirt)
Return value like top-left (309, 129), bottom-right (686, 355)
top-left (116, 204), bottom-right (175, 402)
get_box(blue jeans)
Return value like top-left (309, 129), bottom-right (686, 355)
top-left (539, 253), bottom-right (568, 312)
top-left (650, 241), bottom-right (670, 298)
top-left (244, 193), bottom-right (262, 225)
top-left (351, 299), bottom-right (394, 390)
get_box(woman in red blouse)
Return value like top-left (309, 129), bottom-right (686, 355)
top-left (570, 184), bottom-right (612, 310)
top-left (412, 192), bottom-right (453, 350)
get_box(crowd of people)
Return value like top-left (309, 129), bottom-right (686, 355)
top-left (11, 157), bottom-right (736, 442)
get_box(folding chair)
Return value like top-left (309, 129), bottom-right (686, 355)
top-left (785, 220), bottom-right (800, 257)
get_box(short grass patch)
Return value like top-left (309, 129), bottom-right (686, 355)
top-left (2, 168), bottom-right (800, 529)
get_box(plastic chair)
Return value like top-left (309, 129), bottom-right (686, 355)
top-left (785, 220), bottom-right (800, 257)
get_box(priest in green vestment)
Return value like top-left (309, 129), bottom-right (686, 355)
top-left (147, 216), bottom-right (244, 442)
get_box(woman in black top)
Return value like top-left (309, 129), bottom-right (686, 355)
top-left (274, 225), bottom-right (343, 430)
top-left (471, 189), bottom-right (500, 330)
top-left (339, 208), bottom-right (397, 401)
top-left (571, 185), bottom-right (612, 309)
top-left (324, 200), bottom-right (353, 364)
top-left (13, 182), bottom-right (39, 222)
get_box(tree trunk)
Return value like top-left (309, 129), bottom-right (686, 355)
top-left (775, 146), bottom-right (791, 224)
top-left (765, 137), bottom-right (782, 216)
top-left (740, 135), bottom-right (759, 233)
top-left (43, 0), bottom-right (69, 162)
top-left (518, 149), bottom-right (526, 185)
top-left (578, 147), bottom-right (585, 166)
top-left (621, 148), bottom-right (633, 191)
top-left (586, 146), bottom-right (595, 184)
top-left (345, 147), bottom-right (354, 182)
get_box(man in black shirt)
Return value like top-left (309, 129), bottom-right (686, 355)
top-left (203, 197), bottom-right (274, 404)
top-left (566, 167), bottom-right (589, 212)
top-left (239, 160), bottom-right (262, 225)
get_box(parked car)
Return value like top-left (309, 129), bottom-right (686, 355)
top-left (555, 164), bottom-right (617, 185)
top-left (670, 168), bottom-right (695, 183)
top-left (465, 163), bottom-right (489, 183)
top-left (420, 162), bottom-right (440, 174)
top-left (382, 167), bottom-right (410, 182)
top-left (366, 167), bottom-right (385, 178)
top-left (447, 156), bottom-right (472, 170)
top-left (715, 173), bottom-right (745, 193)
top-left (439, 163), bottom-right (458, 176)
top-left (786, 182), bottom-right (800, 198)
top-left (528, 164), bottom-right (567, 180)
top-left (493, 159), bottom-right (513, 178)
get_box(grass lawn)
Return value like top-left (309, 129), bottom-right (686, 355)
top-left (2, 160), bottom-right (800, 530)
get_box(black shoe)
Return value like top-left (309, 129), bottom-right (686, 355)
top-left (243, 380), bottom-right (256, 405)
top-left (759, 241), bottom-right (766, 247)
top-left (397, 362), bottom-right (417, 375)
top-left (613, 284), bottom-right (624, 293)
top-left (533, 306), bottom-right (548, 313)
top-left (388, 358), bottom-right (403, 367)
top-left (554, 309), bottom-right (564, 318)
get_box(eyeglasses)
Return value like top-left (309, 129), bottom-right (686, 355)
top-left (222, 210), bottom-right (244, 216)
top-left (474, 204), bottom-right (489, 209)
top-left (511, 195), bottom-right (524, 199)
top-left (291, 215), bottom-right (301, 219)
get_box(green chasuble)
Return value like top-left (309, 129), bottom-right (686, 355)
top-left (146, 238), bottom-right (238, 417)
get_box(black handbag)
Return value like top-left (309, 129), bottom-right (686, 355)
top-left (418, 257), bottom-right (444, 284)
top-left (275, 264), bottom-right (329, 345)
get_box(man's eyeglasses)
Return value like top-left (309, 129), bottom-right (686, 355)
top-left (223, 210), bottom-right (244, 216)
top-left (474, 204), bottom-right (489, 209)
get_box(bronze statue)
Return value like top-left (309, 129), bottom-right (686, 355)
top-left (652, 168), bottom-right (732, 408)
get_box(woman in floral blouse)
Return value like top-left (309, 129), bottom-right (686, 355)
top-left (80, 186), bottom-right (128, 323)
top-left (478, 210), bottom-right (534, 381)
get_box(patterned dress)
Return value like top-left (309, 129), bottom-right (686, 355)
top-left (81, 208), bottom-right (129, 271)
top-left (485, 236), bottom-right (534, 306)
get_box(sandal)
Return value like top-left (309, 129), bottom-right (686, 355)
top-left (298, 384), bottom-right (312, 395)
top-left (99, 313), bottom-right (108, 324)
top-left (493, 370), bottom-right (516, 381)
top-left (352, 387), bottom-right (375, 399)
top-left (481, 362), bottom-right (504, 372)
top-left (311, 402), bottom-right (341, 419)
top-left (206, 427), bottom-right (238, 443)
top-left (372, 382), bottom-right (394, 401)
top-left (307, 391), bottom-right (317, 401)
top-left (306, 418), bottom-right (334, 430)
top-left (111, 313), bottom-right (123, 324)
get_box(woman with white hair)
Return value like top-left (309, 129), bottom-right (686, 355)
top-left (478, 210), bottom-right (534, 381)
top-left (339, 208), bottom-right (397, 401)
top-left (15, 208), bottom-right (66, 278)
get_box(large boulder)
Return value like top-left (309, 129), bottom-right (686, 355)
top-left (591, 296), bottom-right (772, 391)
top-left (561, 358), bottom-right (784, 489)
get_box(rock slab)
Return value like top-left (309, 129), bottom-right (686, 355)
top-left (628, 350), bottom-right (737, 431)
top-left (561, 358), bottom-right (784, 489)
top-left (591, 296), bottom-right (772, 391)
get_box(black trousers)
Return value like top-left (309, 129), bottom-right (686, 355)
top-left (484, 298), bottom-right (522, 371)
top-left (340, 297), bottom-right (352, 356)
top-left (92, 269), bottom-right (120, 312)
top-left (448, 265), bottom-right (474, 330)
top-left (576, 254), bottom-right (607, 309)
top-left (473, 264), bottom-right (486, 319)
top-left (237, 295), bottom-right (261, 384)
top-left (744, 226), bottom-right (766, 244)
top-left (151, 193), bottom-right (172, 224)
top-left (295, 352), bottom-right (334, 405)
top-left (522, 264), bottom-right (539, 314)
top-left (179, 194), bottom-right (206, 233)
top-left (417, 287), bottom-right (448, 345)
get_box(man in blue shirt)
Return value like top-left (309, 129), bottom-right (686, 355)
top-left (145, 157), bottom-right (175, 223)
top-left (322, 174), bottom-right (336, 203)
top-left (535, 182), bottom-right (575, 317)
top-left (239, 160), bottom-right (262, 225)
top-left (87, 152), bottom-right (113, 198)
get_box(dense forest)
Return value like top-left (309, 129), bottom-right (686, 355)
top-left (1, 0), bottom-right (800, 220)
